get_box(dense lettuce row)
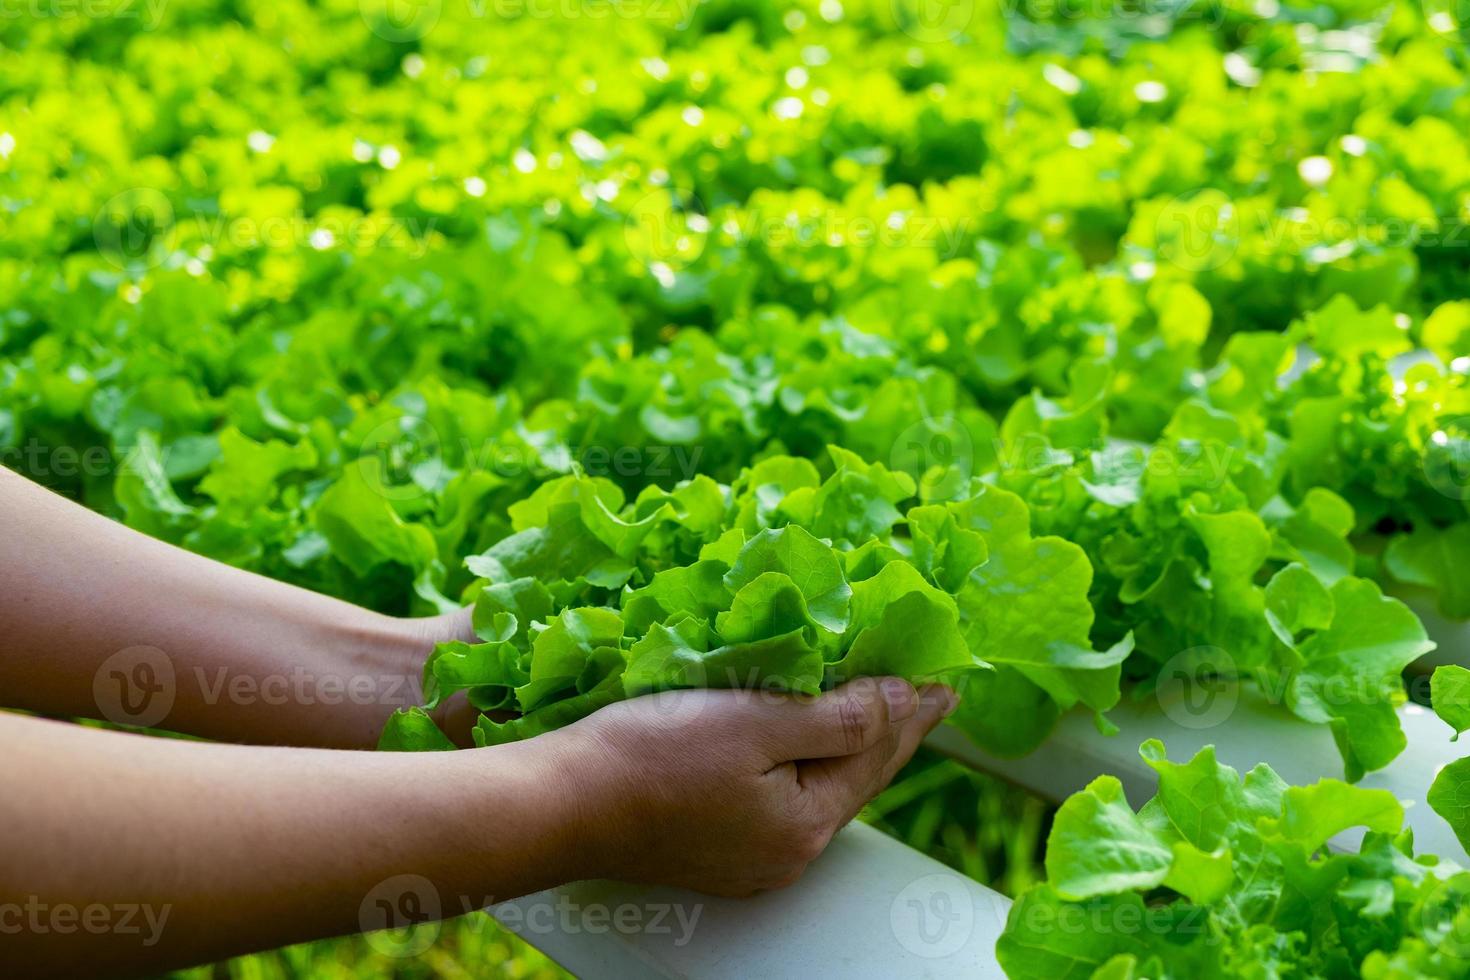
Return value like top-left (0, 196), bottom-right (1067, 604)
top-left (5, 1), bottom-right (1470, 974)
top-left (363, 297), bottom-right (1448, 772)
top-left (380, 447), bottom-right (1131, 751)
top-left (1429, 667), bottom-right (1470, 863)
top-left (999, 741), bottom-right (1470, 979)
top-left (2, 0), bottom-right (1467, 789)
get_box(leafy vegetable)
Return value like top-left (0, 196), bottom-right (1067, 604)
top-left (4, 18), bottom-right (1468, 980)
top-left (4, 0), bottom-right (1462, 780)
top-left (1435, 666), bottom-right (1470, 741)
top-left (384, 450), bottom-right (1134, 754)
top-left (1428, 667), bottom-right (1470, 857)
top-left (999, 742), bottom-right (1470, 980)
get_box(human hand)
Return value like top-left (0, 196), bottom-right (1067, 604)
top-left (538, 677), bottom-right (957, 896)
top-left (395, 607), bottom-right (481, 746)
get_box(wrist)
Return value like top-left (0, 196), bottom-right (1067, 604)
top-left (295, 609), bottom-right (462, 749)
top-left (519, 726), bottom-right (625, 884)
top-left (372, 607), bottom-right (476, 680)
top-left (389, 608), bottom-right (479, 745)
top-left (341, 607), bottom-right (477, 728)
top-left (396, 606), bottom-right (478, 651)
top-left (443, 736), bottom-right (608, 895)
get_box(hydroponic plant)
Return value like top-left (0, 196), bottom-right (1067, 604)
top-left (3, 0), bottom-right (1469, 975)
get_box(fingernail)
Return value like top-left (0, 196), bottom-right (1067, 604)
top-left (920, 685), bottom-right (958, 719)
top-left (880, 678), bottom-right (917, 722)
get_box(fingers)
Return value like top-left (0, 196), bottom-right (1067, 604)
top-left (877, 684), bottom-right (954, 789)
top-left (578, 677), bottom-right (956, 900)
top-left (756, 676), bottom-right (920, 762)
top-left (797, 684), bottom-right (957, 826)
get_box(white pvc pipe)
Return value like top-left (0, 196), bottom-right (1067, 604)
top-left (928, 695), bottom-right (1466, 862)
top-left (492, 821), bottom-right (1013, 979)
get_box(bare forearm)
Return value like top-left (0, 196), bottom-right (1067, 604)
top-left (0, 465), bottom-right (471, 747)
top-left (0, 712), bottom-right (582, 977)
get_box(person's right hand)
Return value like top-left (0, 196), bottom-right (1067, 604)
top-left (538, 677), bottom-right (958, 897)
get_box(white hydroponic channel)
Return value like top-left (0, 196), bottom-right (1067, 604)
top-left (489, 590), bottom-right (1467, 978)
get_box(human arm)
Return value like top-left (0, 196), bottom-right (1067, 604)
top-left (0, 676), bottom-right (954, 977)
top-left (0, 464), bottom-right (473, 748)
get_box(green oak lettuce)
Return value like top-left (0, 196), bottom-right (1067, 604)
top-left (998, 742), bottom-right (1470, 980)
top-left (1428, 667), bottom-right (1470, 857)
top-left (382, 448), bottom-right (1134, 755)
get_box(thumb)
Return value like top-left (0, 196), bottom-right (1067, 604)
top-left (754, 677), bottom-right (918, 763)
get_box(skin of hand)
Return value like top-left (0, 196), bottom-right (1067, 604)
top-left (1, 677), bottom-right (954, 977)
top-left (0, 464), bottom-right (478, 749)
top-left (544, 677), bottom-right (957, 896)
top-left (1, 467), bottom-right (961, 973)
